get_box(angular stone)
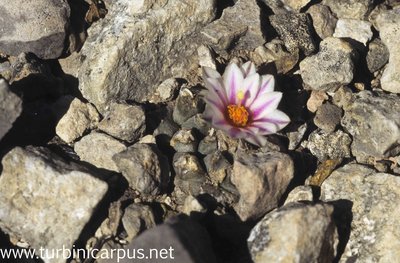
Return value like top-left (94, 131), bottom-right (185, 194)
top-left (173, 88), bottom-right (204, 125)
top-left (341, 90), bottom-right (400, 163)
top-left (280, 0), bottom-right (311, 12)
top-left (307, 4), bottom-right (337, 39)
top-left (307, 90), bottom-right (328, 113)
top-left (321, 164), bottom-right (400, 263)
top-left (148, 78), bottom-right (180, 104)
top-left (113, 143), bottom-right (169, 195)
top-left (0, 0), bottom-right (70, 59)
top-left (78, 0), bottom-right (215, 108)
top-left (333, 19), bottom-right (373, 46)
top-left (0, 79), bottom-right (22, 141)
top-left (269, 13), bottom-right (316, 56)
top-left (74, 131), bottom-right (127, 172)
top-left (248, 202), bottom-right (338, 263)
top-left (121, 203), bottom-right (155, 243)
top-left (375, 9), bottom-right (400, 93)
top-left (98, 102), bottom-right (145, 143)
top-left (0, 146), bottom-right (108, 263)
top-left (300, 37), bottom-right (357, 91)
top-left (170, 129), bottom-right (198, 153)
top-left (284, 185), bottom-right (314, 204)
top-left (314, 102), bottom-right (343, 133)
top-left (55, 97), bottom-right (100, 144)
top-left (322, 0), bottom-right (373, 20)
top-left (203, 151), bottom-right (231, 184)
top-left (231, 150), bottom-right (294, 221)
top-left (201, 0), bottom-right (265, 52)
top-left (366, 38), bottom-right (389, 73)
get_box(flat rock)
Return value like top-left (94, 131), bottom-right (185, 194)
top-left (78, 0), bottom-right (215, 108)
top-left (280, 0), bottom-right (311, 12)
top-left (0, 146), bottom-right (108, 263)
top-left (341, 90), bottom-right (400, 163)
top-left (333, 19), bottom-right (373, 46)
top-left (113, 143), bottom-right (169, 195)
top-left (321, 164), bottom-right (400, 262)
top-left (121, 203), bottom-right (155, 243)
top-left (322, 0), bottom-right (373, 20)
top-left (375, 9), bottom-right (400, 93)
top-left (231, 150), bottom-right (294, 221)
top-left (201, 0), bottom-right (265, 52)
top-left (269, 13), bottom-right (316, 56)
top-left (0, 0), bottom-right (70, 59)
top-left (307, 4), bottom-right (337, 39)
top-left (300, 37), bottom-right (357, 91)
top-left (0, 79), bottom-right (22, 141)
top-left (248, 202), bottom-right (338, 263)
top-left (74, 131), bottom-right (127, 172)
top-left (98, 102), bottom-right (145, 143)
top-left (314, 102), bottom-right (343, 133)
top-left (366, 38), bottom-right (389, 73)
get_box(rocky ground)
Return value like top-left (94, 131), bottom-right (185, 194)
top-left (1, 0), bottom-right (400, 262)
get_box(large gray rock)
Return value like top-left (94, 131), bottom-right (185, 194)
top-left (300, 37), bottom-right (357, 91)
top-left (231, 150), bottom-right (294, 221)
top-left (0, 79), bottom-right (22, 140)
top-left (375, 9), bottom-right (400, 93)
top-left (333, 19), bottom-right (373, 46)
top-left (0, 0), bottom-right (70, 59)
top-left (0, 146), bottom-right (108, 263)
top-left (321, 164), bottom-right (400, 263)
top-left (78, 0), bottom-right (216, 108)
top-left (248, 202), bottom-right (338, 263)
top-left (322, 0), bottom-right (373, 20)
top-left (341, 90), bottom-right (400, 163)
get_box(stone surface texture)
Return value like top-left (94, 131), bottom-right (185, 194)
top-left (0, 79), bottom-right (22, 141)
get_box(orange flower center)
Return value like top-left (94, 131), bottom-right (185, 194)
top-left (227, 104), bottom-right (249, 127)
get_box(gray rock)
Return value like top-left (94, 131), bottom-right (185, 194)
top-left (300, 37), bottom-right (357, 91)
top-left (0, 79), bottom-right (22, 141)
top-left (321, 164), bottom-right (400, 263)
top-left (78, 0), bottom-right (215, 108)
top-left (307, 4), bottom-right (337, 39)
top-left (197, 45), bottom-right (216, 69)
top-left (248, 203), bottom-right (337, 263)
top-left (269, 13), bottom-right (316, 56)
top-left (201, 0), bottom-right (265, 52)
top-left (0, 146), bottom-right (108, 263)
top-left (284, 185), bottom-right (314, 204)
top-left (314, 102), bottom-right (343, 133)
top-left (113, 143), bottom-right (169, 195)
top-left (231, 150), bottom-right (294, 221)
top-left (204, 151), bottom-right (232, 184)
top-left (181, 114), bottom-right (211, 136)
top-left (198, 134), bottom-right (218, 155)
top-left (287, 123), bottom-right (308, 150)
top-left (170, 129), bottom-right (198, 153)
top-left (302, 129), bottom-right (352, 161)
top-left (341, 90), bottom-right (400, 163)
top-left (148, 78), bottom-right (180, 104)
top-left (322, 0), bottom-right (373, 20)
top-left (182, 195), bottom-right (207, 215)
top-left (98, 102), bottom-right (145, 143)
top-left (332, 85), bottom-right (354, 109)
top-left (366, 38), bottom-right (389, 73)
top-left (375, 9), bottom-right (400, 93)
top-left (173, 88), bottom-right (204, 125)
top-left (306, 90), bottom-right (328, 113)
top-left (280, 0), bottom-right (311, 12)
top-left (74, 131), bottom-right (127, 172)
top-left (55, 97), bottom-right (100, 144)
top-left (333, 19), bottom-right (373, 46)
top-left (121, 203), bottom-right (155, 243)
top-left (0, 0), bottom-right (70, 59)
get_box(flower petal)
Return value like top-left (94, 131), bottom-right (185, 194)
top-left (223, 63), bottom-right (244, 104)
top-left (204, 77), bottom-right (228, 104)
top-left (258, 75), bottom-right (275, 95)
top-left (241, 61), bottom-right (256, 78)
top-left (251, 92), bottom-right (283, 120)
top-left (252, 109), bottom-right (290, 131)
top-left (241, 73), bottom-right (260, 107)
top-left (202, 66), bottom-right (221, 79)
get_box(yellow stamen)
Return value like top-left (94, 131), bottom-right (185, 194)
top-left (227, 104), bottom-right (249, 127)
top-left (237, 90), bottom-right (244, 102)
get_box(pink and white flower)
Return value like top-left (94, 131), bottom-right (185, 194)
top-left (201, 61), bottom-right (290, 146)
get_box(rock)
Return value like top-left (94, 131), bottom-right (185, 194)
top-left (284, 185), bottom-right (314, 204)
top-left (302, 129), bottom-right (352, 161)
top-left (375, 9), bottom-right (400, 93)
top-left (231, 150), bottom-right (294, 221)
top-left (78, 0), bottom-right (215, 108)
top-left (113, 143), bottom-right (169, 195)
top-left (170, 129), bottom-right (198, 153)
top-left (182, 195), bottom-right (207, 215)
top-left (280, 0), bottom-right (311, 12)
top-left (341, 90), bottom-right (400, 163)
top-left (203, 151), bottom-right (232, 184)
top-left (0, 0), bottom-right (70, 59)
top-left (269, 13), bottom-right (316, 56)
top-left (55, 96), bottom-right (100, 144)
top-left (121, 203), bottom-right (155, 243)
top-left (0, 79), bottom-right (22, 141)
top-left (332, 86), bottom-right (354, 109)
top-left (98, 102), bottom-right (145, 143)
top-left (366, 38), bottom-right (389, 73)
top-left (0, 146), bottom-right (107, 263)
top-left (287, 123), bottom-right (308, 150)
top-left (321, 164), bottom-right (400, 263)
top-left (307, 4), bottom-right (337, 39)
top-left (322, 0), bottom-right (373, 20)
top-left (173, 88), bottom-right (204, 125)
top-left (300, 37), bottom-right (357, 91)
top-left (333, 19), bottom-right (373, 46)
top-left (201, 0), bottom-right (265, 52)
top-left (197, 45), bottom-right (216, 69)
top-left (102, 217), bottom-right (217, 263)
top-left (74, 131), bottom-right (127, 172)
top-left (306, 90), bottom-right (328, 113)
top-left (260, 0), bottom-right (292, 14)
top-left (314, 102), bottom-right (343, 133)
top-left (248, 202), bottom-right (338, 263)
top-left (148, 78), bottom-right (180, 104)
top-left (181, 114), bottom-right (211, 136)
top-left (198, 134), bottom-right (218, 155)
